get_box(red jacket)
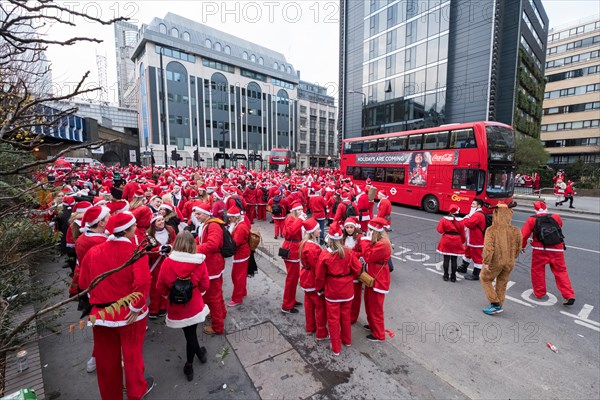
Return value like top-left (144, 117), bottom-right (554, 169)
top-left (196, 219), bottom-right (225, 279)
top-left (326, 196), bottom-right (338, 220)
top-left (157, 251), bottom-right (210, 328)
top-left (71, 231), bottom-right (107, 295)
top-left (360, 237), bottom-right (392, 294)
top-left (122, 181), bottom-right (140, 202)
top-left (243, 186), bottom-right (259, 205)
top-left (79, 237), bottom-right (151, 327)
top-left (308, 195), bottom-right (327, 220)
top-left (376, 198), bottom-right (392, 220)
top-left (282, 215), bottom-right (304, 262)
top-left (463, 210), bottom-right (486, 247)
top-left (148, 226), bottom-right (176, 273)
top-left (211, 199), bottom-right (226, 220)
top-left (268, 197), bottom-right (287, 220)
top-left (300, 240), bottom-right (323, 291)
top-left (436, 217), bottom-right (466, 256)
top-left (356, 192), bottom-right (372, 221)
top-left (333, 200), bottom-right (356, 225)
top-left (315, 248), bottom-right (362, 302)
top-left (230, 221), bottom-right (250, 262)
top-left (521, 213), bottom-right (565, 252)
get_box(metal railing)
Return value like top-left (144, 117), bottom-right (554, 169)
top-left (513, 187), bottom-right (555, 198)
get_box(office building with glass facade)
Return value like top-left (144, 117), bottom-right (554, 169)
top-left (297, 81), bottom-right (338, 168)
top-left (541, 16), bottom-right (600, 165)
top-left (339, 0), bottom-right (548, 140)
top-left (132, 13), bottom-right (298, 167)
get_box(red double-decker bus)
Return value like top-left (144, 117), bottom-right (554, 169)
top-left (340, 121), bottom-right (516, 213)
top-left (269, 148), bottom-right (296, 171)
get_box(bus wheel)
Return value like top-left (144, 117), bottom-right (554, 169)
top-left (422, 195), bottom-right (439, 213)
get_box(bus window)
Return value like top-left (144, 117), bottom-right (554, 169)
top-left (449, 128), bottom-right (476, 148)
top-left (375, 168), bottom-right (385, 181)
top-left (346, 166), bottom-right (354, 176)
top-left (388, 137), bottom-right (407, 151)
top-left (343, 142), bottom-right (354, 154)
top-left (377, 139), bottom-right (388, 152)
top-left (452, 169), bottom-right (478, 191)
top-left (423, 131), bottom-right (449, 150)
top-left (408, 134), bottom-right (422, 150)
top-left (385, 168), bottom-right (405, 184)
top-left (366, 140), bottom-right (377, 153)
top-left (361, 167), bottom-right (376, 180)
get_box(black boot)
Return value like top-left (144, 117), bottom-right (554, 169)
top-left (450, 260), bottom-right (457, 282)
top-left (443, 273), bottom-right (449, 281)
top-left (184, 362), bottom-right (194, 381)
top-left (457, 261), bottom-right (469, 274)
top-left (196, 346), bottom-right (207, 364)
top-left (465, 267), bottom-right (480, 281)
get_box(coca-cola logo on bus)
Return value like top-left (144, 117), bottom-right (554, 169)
top-left (431, 151), bottom-right (457, 165)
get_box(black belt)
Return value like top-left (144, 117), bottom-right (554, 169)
top-left (286, 239), bottom-right (301, 243)
top-left (327, 273), bottom-right (351, 278)
top-left (92, 302), bottom-right (116, 308)
top-left (444, 232), bottom-right (460, 236)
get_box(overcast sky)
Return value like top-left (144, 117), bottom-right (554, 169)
top-left (44, 0), bottom-right (600, 105)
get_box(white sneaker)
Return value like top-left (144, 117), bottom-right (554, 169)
top-left (86, 356), bottom-right (96, 373)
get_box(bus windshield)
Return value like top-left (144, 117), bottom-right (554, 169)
top-left (487, 169), bottom-right (515, 198)
top-left (486, 126), bottom-right (515, 162)
top-left (271, 151), bottom-right (288, 157)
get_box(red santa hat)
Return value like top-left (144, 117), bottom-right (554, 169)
top-left (62, 196), bottom-right (76, 207)
top-left (449, 204), bottom-right (461, 215)
top-left (133, 190), bottom-right (145, 199)
top-left (62, 187), bottom-right (73, 195)
top-left (290, 201), bottom-right (303, 212)
top-left (378, 189), bottom-right (388, 198)
top-left (106, 212), bottom-right (136, 239)
top-left (213, 190), bottom-right (224, 200)
top-left (149, 195), bottom-right (161, 203)
top-left (93, 196), bottom-right (107, 206)
top-left (73, 201), bottom-right (92, 214)
top-left (150, 212), bottom-right (163, 224)
top-left (107, 200), bottom-right (129, 214)
top-left (81, 206), bottom-right (111, 230)
top-left (227, 205), bottom-right (241, 217)
top-left (189, 189), bottom-right (199, 198)
top-left (534, 201), bottom-right (548, 215)
top-left (303, 218), bottom-right (319, 234)
top-left (327, 223), bottom-right (343, 240)
top-left (368, 217), bottom-right (389, 232)
top-left (274, 189), bottom-right (281, 196)
top-left (192, 201), bottom-right (212, 216)
top-left (160, 202), bottom-right (174, 212)
top-left (344, 217), bottom-right (360, 228)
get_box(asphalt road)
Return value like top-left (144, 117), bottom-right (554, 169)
top-left (380, 204), bottom-right (600, 399)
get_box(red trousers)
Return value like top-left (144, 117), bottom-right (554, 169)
top-left (326, 300), bottom-right (352, 353)
top-left (257, 205), bottom-right (267, 220)
top-left (531, 250), bottom-right (575, 299)
top-left (350, 282), bottom-right (362, 324)
top-left (274, 219), bottom-right (285, 237)
top-left (93, 320), bottom-right (148, 400)
top-left (203, 276), bottom-right (227, 333)
top-left (149, 261), bottom-right (167, 314)
top-left (282, 260), bottom-right (300, 310)
top-left (359, 219), bottom-right (369, 234)
top-left (364, 287), bottom-right (386, 340)
top-left (304, 291), bottom-right (328, 338)
top-left (246, 205), bottom-right (256, 224)
top-left (231, 260), bottom-right (248, 303)
top-left (463, 246), bottom-right (483, 266)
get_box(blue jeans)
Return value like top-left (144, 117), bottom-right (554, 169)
top-left (317, 218), bottom-right (326, 242)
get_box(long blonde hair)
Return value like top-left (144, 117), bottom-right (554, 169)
top-left (299, 231), bottom-right (319, 256)
top-left (328, 238), bottom-right (345, 258)
top-left (370, 229), bottom-right (385, 245)
top-left (130, 196), bottom-right (145, 209)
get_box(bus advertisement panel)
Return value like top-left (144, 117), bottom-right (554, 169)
top-left (340, 121), bottom-right (515, 213)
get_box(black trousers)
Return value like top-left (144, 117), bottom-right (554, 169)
top-left (559, 195), bottom-right (574, 207)
top-left (443, 255), bottom-right (458, 276)
top-left (182, 324), bottom-right (200, 364)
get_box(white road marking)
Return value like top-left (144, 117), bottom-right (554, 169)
top-left (578, 304), bottom-right (594, 320)
top-left (574, 320), bottom-right (600, 332)
top-left (507, 281), bottom-right (516, 290)
top-left (565, 245), bottom-right (600, 254)
top-left (505, 295), bottom-right (535, 308)
top-left (392, 211), bottom-right (438, 223)
top-left (425, 268), bottom-right (463, 281)
top-left (521, 289), bottom-right (558, 306)
top-left (560, 310), bottom-right (600, 327)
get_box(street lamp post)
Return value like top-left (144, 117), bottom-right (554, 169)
top-left (159, 48), bottom-right (168, 166)
top-left (349, 90), bottom-right (366, 135)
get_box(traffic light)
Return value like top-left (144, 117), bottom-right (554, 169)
top-left (171, 149), bottom-right (177, 160)
top-left (193, 149), bottom-right (199, 161)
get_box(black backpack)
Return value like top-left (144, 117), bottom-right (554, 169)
top-left (261, 187), bottom-right (268, 202)
top-left (233, 196), bottom-right (245, 212)
top-left (344, 203), bottom-right (358, 219)
top-left (476, 210), bottom-right (494, 234)
top-left (169, 277), bottom-right (194, 305)
top-left (207, 221), bottom-right (237, 258)
top-left (271, 196), bottom-right (283, 217)
top-left (534, 215), bottom-right (564, 247)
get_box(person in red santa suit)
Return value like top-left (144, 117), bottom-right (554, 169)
top-left (333, 191), bottom-right (356, 226)
top-left (457, 198), bottom-right (486, 281)
top-left (71, 205), bottom-right (110, 373)
top-left (355, 185), bottom-right (373, 233)
top-left (308, 186), bottom-right (327, 244)
top-left (146, 214), bottom-right (176, 319)
top-left (243, 182), bottom-right (258, 223)
top-left (360, 217), bottom-right (392, 342)
top-left (193, 202), bottom-right (227, 335)
top-left (521, 202), bottom-right (575, 305)
top-left (299, 218), bottom-right (327, 339)
top-left (78, 212), bottom-right (154, 400)
top-left (376, 190), bottom-right (392, 228)
top-left (342, 218), bottom-right (364, 325)
top-left (211, 190), bottom-right (227, 220)
top-left (268, 190), bottom-right (287, 239)
top-left (226, 205), bottom-right (250, 307)
top-left (65, 201), bottom-right (92, 275)
top-left (436, 204), bottom-right (466, 282)
top-left (280, 202), bottom-right (306, 313)
top-left (255, 182), bottom-right (268, 221)
top-left (129, 191), bottom-right (152, 243)
top-left (157, 231), bottom-right (209, 382)
top-left (121, 176), bottom-right (140, 202)
top-left (315, 222), bottom-right (362, 355)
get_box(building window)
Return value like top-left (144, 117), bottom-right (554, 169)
top-left (300, 106), bottom-right (307, 114)
top-left (243, 51), bottom-right (248, 60)
top-left (258, 57), bottom-right (264, 65)
top-left (224, 45), bottom-right (231, 55)
top-left (250, 54), bottom-right (256, 62)
top-left (202, 58), bottom-right (235, 73)
top-left (171, 27), bottom-right (179, 38)
top-left (214, 42), bottom-right (222, 52)
top-left (300, 144), bottom-right (307, 153)
top-left (159, 23), bottom-right (167, 35)
top-left (286, 66), bottom-right (292, 74)
top-left (205, 38), bottom-right (212, 48)
top-left (273, 61), bottom-right (278, 69)
top-left (279, 64), bottom-right (285, 72)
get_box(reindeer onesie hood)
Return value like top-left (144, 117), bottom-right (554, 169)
top-left (482, 204), bottom-right (522, 266)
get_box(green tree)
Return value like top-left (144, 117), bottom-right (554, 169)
top-left (515, 135), bottom-right (549, 174)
